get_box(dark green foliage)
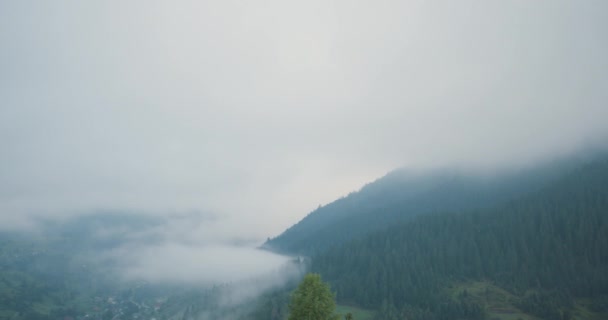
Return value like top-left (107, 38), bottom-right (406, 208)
top-left (308, 159), bottom-right (608, 319)
top-left (248, 289), bottom-right (291, 320)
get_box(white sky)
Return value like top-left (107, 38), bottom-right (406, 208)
top-left (1, 0), bottom-right (607, 238)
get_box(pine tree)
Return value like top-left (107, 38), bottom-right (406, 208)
top-left (288, 273), bottom-right (339, 320)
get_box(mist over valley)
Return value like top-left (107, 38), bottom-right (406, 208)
top-left (1, 0), bottom-right (608, 319)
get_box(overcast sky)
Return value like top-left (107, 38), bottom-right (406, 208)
top-left (1, 0), bottom-right (607, 237)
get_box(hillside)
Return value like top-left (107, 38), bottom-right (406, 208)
top-left (266, 158), bottom-right (582, 256)
top-left (309, 158), bottom-right (608, 320)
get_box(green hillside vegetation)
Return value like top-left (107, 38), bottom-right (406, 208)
top-left (308, 159), bottom-right (608, 320)
top-left (447, 281), bottom-right (537, 320)
top-left (447, 281), bottom-right (607, 320)
top-left (266, 159), bottom-right (580, 256)
top-left (335, 305), bottom-right (375, 320)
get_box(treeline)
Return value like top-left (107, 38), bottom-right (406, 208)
top-left (247, 289), bottom-right (291, 320)
top-left (266, 161), bottom-right (572, 256)
top-left (309, 160), bottom-right (608, 319)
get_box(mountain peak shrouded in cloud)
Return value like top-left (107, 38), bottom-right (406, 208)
top-left (1, 0), bottom-right (607, 243)
top-left (0, 2), bottom-right (607, 319)
top-left (265, 152), bottom-right (607, 256)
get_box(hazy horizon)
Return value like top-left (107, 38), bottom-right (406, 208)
top-left (1, 0), bottom-right (608, 292)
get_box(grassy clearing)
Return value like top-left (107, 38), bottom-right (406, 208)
top-left (571, 299), bottom-right (608, 320)
top-left (32, 301), bottom-right (54, 315)
top-left (335, 304), bottom-right (375, 320)
top-left (448, 281), bottom-right (538, 320)
top-left (447, 281), bottom-right (608, 320)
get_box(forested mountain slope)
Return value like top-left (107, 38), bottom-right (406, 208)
top-left (266, 158), bottom-right (582, 256)
top-left (311, 158), bottom-right (608, 320)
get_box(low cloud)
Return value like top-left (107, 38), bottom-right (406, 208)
top-left (106, 243), bottom-right (297, 286)
top-left (1, 0), bottom-right (607, 250)
top-left (94, 213), bottom-right (304, 307)
top-left (13, 211), bottom-right (304, 308)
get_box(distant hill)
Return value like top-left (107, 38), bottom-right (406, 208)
top-left (0, 212), bottom-right (300, 320)
top-left (0, 212), bottom-right (165, 320)
top-left (0, 213), bottom-right (241, 320)
top-left (265, 157), bottom-right (584, 256)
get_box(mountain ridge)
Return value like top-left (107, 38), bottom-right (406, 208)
top-left (308, 157), bottom-right (608, 319)
top-left (265, 155), bottom-right (591, 256)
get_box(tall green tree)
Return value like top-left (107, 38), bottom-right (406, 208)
top-left (288, 273), bottom-right (339, 320)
